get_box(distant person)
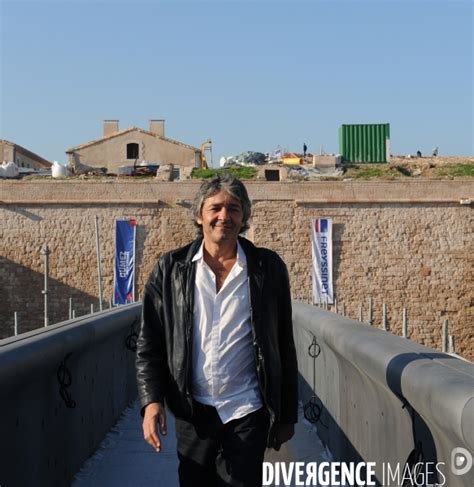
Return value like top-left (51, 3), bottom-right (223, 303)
top-left (136, 174), bottom-right (298, 486)
top-left (416, 150), bottom-right (422, 158)
top-left (432, 147), bottom-right (438, 157)
top-left (303, 143), bottom-right (308, 158)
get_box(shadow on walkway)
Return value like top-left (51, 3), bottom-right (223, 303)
top-left (73, 400), bottom-right (331, 487)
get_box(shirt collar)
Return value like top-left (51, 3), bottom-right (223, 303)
top-left (192, 240), bottom-right (247, 268)
top-left (192, 241), bottom-right (204, 262)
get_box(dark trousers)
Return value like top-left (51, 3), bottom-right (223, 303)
top-left (175, 402), bottom-right (269, 487)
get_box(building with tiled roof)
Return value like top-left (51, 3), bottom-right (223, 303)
top-left (66, 120), bottom-right (201, 174)
top-left (1, 140), bottom-right (52, 169)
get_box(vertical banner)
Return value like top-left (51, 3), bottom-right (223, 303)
top-left (114, 219), bottom-right (137, 305)
top-left (311, 218), bottom-right (334, 304)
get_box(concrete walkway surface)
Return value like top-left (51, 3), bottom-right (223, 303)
top-left (73, 400), bottom-right (331, 487)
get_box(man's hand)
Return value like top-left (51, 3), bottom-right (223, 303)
top-left (143, 402), bottom-right (167, 453)
top-left (270, 423), bottom-right (295, 451)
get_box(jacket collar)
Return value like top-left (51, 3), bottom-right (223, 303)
top-left (237, 236), bottom-right (261, 271)
top-left (184, 237), bottom-right (204, 263)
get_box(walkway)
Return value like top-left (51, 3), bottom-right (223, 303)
top-left (72, 400), bottom-right (331, 487)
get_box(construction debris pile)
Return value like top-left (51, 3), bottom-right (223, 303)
top-left (220, 151), bottom-right (266, 167)
top-left (219, 150), bottom-right (343, 180)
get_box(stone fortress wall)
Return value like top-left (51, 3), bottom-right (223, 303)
top-left (1, 180), bottom-right (472, 360)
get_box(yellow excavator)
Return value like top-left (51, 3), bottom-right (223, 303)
top-left (200, 139), bottom-right (212, 169)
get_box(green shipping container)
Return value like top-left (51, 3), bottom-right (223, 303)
top-left (339, 123), bottom-right (390, 163)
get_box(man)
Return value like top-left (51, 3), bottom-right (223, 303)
top-left (136, 174), bottom-right (298, 486)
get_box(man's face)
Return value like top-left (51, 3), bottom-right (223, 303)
top-left (196, 190), bottom-right (244, 245)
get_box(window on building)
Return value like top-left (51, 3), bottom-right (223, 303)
top-left (127, 143), bottom-right (139, 159)
top-left (265, 169), bottom-right (280, 181)
top-left (171, 167), bottom-right (180, 181)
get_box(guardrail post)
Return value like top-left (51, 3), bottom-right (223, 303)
top-left (69, 297), bottom-right (73, 320)
top-left (402, 307), bottom-right (408, 338)
top-left (94, 215), bottom-right (104, 311)
top-left (382, 302), bottom-right (388, 330)
top-left (358, 303), bottom-right (363, 322)
top-left (449, 335), bottom-right (455, 354)
top-left (14, 312), bottom-right (18, 336)
top-left (368, 297), bottom-right (373, 326)
top-left (40, 245), bottom-right (50, 327)
top-left (442, 320), bottom-right (449, 352)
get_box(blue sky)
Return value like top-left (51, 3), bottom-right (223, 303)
top-left (1, 0), bottom-right (472, 164)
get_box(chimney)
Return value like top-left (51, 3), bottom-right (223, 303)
top-left (149, 119), bottom-right (165, 137)
top-left (103, 120), bottom-right (119, 137)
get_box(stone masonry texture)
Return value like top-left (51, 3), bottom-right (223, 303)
top-left (1, 180), bottom-right (473, 360)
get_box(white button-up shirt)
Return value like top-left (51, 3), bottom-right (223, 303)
top-left (191, 241), bottom-right (262, 424)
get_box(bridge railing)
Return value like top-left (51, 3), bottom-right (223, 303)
top-left (293, 301), bottom-right (474, 487)
top-left (0, 304), bottom-right (140, 487)
top-left (1, 302), bottom-right (472, 487)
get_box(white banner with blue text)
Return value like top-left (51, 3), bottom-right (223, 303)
top-left (311, 218), bottom-right (334, 304)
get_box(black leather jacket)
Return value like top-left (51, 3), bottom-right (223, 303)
top-left (136, 236), bottom-right (298, 430)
